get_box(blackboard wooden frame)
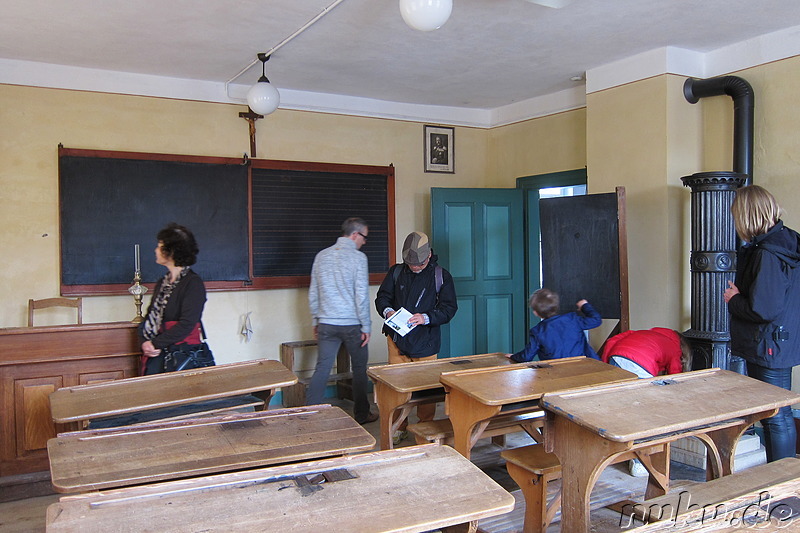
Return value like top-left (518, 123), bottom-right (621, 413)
top-left (539, 187), bottom-right (629, 337)
top-left (58, 147), bottom-right (395, 296)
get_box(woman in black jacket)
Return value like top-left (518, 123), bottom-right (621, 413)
top-left (139, 223), bottom-right (211, 374)
top-left (724, 185), bottom-right (800, 461)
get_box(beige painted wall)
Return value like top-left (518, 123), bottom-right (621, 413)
top-left (486, 108), bottom-right (587, 185)
top-left (3, 53), bottom-right (799, 380)
top-left (0, 85), bottom-right (492, 370)
top-left (586, 75), bottom-right (701, 332)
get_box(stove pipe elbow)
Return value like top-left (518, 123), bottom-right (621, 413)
top-left (684, 76), bottom-right (754, 184)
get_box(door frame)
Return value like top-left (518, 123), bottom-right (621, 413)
top-left (517, 169), bottom-right (588, 330)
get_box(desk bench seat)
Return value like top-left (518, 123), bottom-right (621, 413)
top-left (624, 456), bottom-right (800, 531)
top-left (500, 444), bottom-right (562, 533)
top-left (280, 340), bottom-right (352, 407)
top-left (407, 411), bottom-right (544, 446)
top-left (87, 394), bottom-right (263, 429)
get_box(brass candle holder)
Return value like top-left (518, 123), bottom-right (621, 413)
top-left (128, 271), bottom-right (148, 323)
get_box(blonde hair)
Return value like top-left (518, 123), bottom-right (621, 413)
top-left (731, 185), bottom-right (782, 243)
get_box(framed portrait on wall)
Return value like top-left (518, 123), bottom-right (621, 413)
top-left (424, 125), bottom-right (454, 173)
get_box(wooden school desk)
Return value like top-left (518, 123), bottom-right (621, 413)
top-left (48, 405), bottom-right (375, 493)
top-left (367, 352), bottom-right (512, 449)
top-left (440, 357), bottom-right (637, 458)
top-left (48, 358), bottom-right (297, 428)
top-left (541, 368), bottom-right (800, 533)
top-left (46, 444), bottom-right (516, 533)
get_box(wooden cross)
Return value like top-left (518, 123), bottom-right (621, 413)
top-left (239, 108), bottom-right (264, 158)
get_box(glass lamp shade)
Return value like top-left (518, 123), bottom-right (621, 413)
top-left (399, 0), bottom-right (452, 31)
top-left (246, 80), bottom-right (280, 115)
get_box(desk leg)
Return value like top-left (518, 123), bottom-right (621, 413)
top-left (251, 389), bottom-right (273, 411)
top-left (547, 414), bottom-right (629, 533)
top-left (373, 383), bottom-right (411, 450)
top-left (445, 389), bottom-right (500, 459)
top-left (635, 444), bottom-right (670, 499)
top-left (697, 415), bottom-right (761, 480)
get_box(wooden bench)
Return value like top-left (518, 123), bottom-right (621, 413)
top-left (407, 410), bottom-right (545, 447)
top-left (499, 441), bottom-right (669, 533)
top-left (500, 444), bottom-right (562, 533)
top-left (46, 444), bottom-right (515, 533)
top-left (280, 340), bottom-right (352, 407)
top-left (624, 456), bottom-right (800, 531)
top-left (47, 405), bottom-right (375, 493)
top-left (48, 358), bottom-right (297, 430)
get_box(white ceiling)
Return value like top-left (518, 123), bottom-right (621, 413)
top-left (2, 0), bottom-right (800, 113)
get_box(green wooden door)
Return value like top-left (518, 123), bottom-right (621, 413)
top-left (431, 188), bottom-right (525, 357)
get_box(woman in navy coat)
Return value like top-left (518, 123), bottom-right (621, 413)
top-left (724, 185), bottom-right (800, 461)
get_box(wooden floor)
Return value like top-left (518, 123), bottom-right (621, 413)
top-left (0, 396), bottom-right (708, 533)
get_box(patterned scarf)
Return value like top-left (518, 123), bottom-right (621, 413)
top-left (141, 267), bottom-right (190, 340)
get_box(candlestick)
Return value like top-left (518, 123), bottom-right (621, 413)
top-left (128, 270), bottom-right (148, 323)
top-left (134, 244), bottom-right (140, 273)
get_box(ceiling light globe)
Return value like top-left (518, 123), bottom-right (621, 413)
top-left (247, 81), bottom-right (280, 115)
top-left (399, 0), bottom-right (452, 31)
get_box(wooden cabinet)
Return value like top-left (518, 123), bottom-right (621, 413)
top-left (0, 322), bottom-right (139, 476)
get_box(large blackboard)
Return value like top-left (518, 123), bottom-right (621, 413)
top-left (58, 148), bottom-right (395, 295)
top-left (540, 192), bottom-right (623, 320)
top-left (60, 153), bottom-right (249, 289)
top-left (251, 167), bottom-right (390, 277)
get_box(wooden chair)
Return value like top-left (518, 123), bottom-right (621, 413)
top-left (28, 297), bottom-right (83, 327)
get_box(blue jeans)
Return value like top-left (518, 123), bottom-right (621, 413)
top-left (306, 324), bottom-right (371, 422)
top-left (746, 362), bottom-right (797, 462)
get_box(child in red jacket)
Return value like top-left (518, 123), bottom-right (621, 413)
top-left (601, 327), bottom-right (692, 378)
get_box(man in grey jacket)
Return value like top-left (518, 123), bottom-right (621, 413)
top-left (307, 217), bottom-right (377, 424)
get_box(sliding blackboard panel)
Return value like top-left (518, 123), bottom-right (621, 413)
top-left (249, 161), bottom-right (394, 289)
top-left (540, 192), bottom-right (621, 319)
top-left (59, 150), bottom-right (248, 294)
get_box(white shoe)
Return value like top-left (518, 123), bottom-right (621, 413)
top-left (629, 459), bottom-right (648, 477)
top-left (393, 430), bottom-right (408, 446)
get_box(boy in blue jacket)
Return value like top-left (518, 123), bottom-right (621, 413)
top-left (508, 288), bottom-right (602, 362)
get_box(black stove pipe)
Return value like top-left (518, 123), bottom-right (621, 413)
top-left (684, 76), bottom-right (754, 184)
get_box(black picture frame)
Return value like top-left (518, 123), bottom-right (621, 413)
top-left (424, 125), bottom-right (454, 173)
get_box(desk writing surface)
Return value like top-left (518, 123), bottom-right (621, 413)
top-left (366, 352), bottom-right (510, 392)
top-left (49, 359), bottom-right (297, 423)
top-left (541, 368), bottom-right (800, 442)
top-left (440, 357), bottom-right (636, 405)
top-left (46, 444), bottom-right (515, 533)
top-left (48, 405), bottom-right (375, 493)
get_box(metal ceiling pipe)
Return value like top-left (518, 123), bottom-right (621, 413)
top-left (684, 76), bottom-right (755, 184)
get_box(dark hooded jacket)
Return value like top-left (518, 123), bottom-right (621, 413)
top-left (375, 254), bottom-right (457, 358)
top-left (728, 220), bottom-right (800, 368)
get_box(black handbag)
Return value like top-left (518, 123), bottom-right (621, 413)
top-left (164, 342), bottom-right (215, 372)
top-left (164, 322), bottom-right (216, 372)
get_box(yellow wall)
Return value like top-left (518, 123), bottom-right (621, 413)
top-left (487, 108), bottom-right (587, 185)
top-left (0, 85), bottom-right (492, 369)
top-left (4, 53), bottom-right (799, 377)
top-left (586, 75), bottom-right (702, 331)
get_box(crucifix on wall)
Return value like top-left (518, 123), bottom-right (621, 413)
top-left (239, 108), bottom-right (264, 158)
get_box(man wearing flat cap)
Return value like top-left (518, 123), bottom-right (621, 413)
top-left (375, 231), bottom-right (457, 444)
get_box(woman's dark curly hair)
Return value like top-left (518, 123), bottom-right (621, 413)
top-left (157, 223), bottom-right (199, 267)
